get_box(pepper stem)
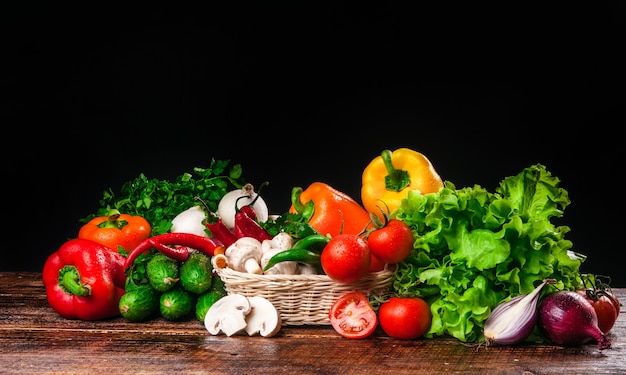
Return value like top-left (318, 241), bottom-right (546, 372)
top-left (290, 187), bottom-right (315, 223)
top-left (96, 208), bottom-right (128, 230)
top-left (381, 149), bottom-right (411, 192)
top-left (58, 265), bottom-right (92, 297)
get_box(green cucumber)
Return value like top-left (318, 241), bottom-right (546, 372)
top-left (195, 289), bottom-right (226, 322)
top-left (211, 273), bottom-right (226, 295)
top-left (119, 285), bottom-right (160, 322)
top-left (147, 253), bottom-right (180, 292)
top-left (180, 253), bottom-right (213, 294)
top-left (160, 287), bottom-right (195, 320)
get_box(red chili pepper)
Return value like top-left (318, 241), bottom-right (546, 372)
top-left (42, 238), bottom-right (127, 320)
top-left (206, 218), bottom-right (237, 248)
top-left (124, 233), bottom-right (225, 270)
top-left (234, 203), bottom-right (272, 242)
top-left (195, 196), bottom-right (238, 248)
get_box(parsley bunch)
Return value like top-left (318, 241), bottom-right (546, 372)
top-left (81, 159), bottom-right (246, 236)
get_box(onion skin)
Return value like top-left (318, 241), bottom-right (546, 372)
top-left (483, 279), bottom-right (553, 346)
top-left (538, 291), bottom-right (611, 350)
top-left (217, 184), bottom-right (269, 230)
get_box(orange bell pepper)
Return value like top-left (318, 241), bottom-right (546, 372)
top-left (289, 182), bottom-right (373, 237)
top-left (361, 148), bottom-right (444, 221)
top-left (78, 209), bottom-right (151, 252)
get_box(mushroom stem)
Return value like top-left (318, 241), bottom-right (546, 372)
top-left (243, 258), bottom-right (263, 274)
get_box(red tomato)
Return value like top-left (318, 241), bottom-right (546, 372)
top-left (368, 253), bottom-right (386, 273)
top-left (321, 234), bottom-right (371, 283)
top-left (329, 292), bottom-right (378, 339)
top-left (378, 297), bottom-right (432, 340)
top-left (367, 219), bottom-right (414, 264)
top-left (576, 289), bottom-right (621, 333)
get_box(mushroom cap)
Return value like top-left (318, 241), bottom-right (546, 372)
top-left (225, 237), bottom-right (263, 274)
top-left (261, 232), bottom-right (293, 253)
top-left (244, 296), bottom-right (282, 337)
top-left (261, 248), bottom-right (299, 275)
top-left (204, 294), bottom-right (251, 336)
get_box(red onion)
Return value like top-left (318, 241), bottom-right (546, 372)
top-left (538, 290), bottom-right (611, 350)
top-left (483, 279), bottom-right (554, 346)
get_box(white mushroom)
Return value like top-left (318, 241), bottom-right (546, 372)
top-left (297, 263), bottom-right (319, 275)
top-left (204, 294), bottom-right (251, 336)
top-left (261, 248), bottom-right (299, 275)
top-left (260, 233), bottom-right (298, 275)
top-left (267, 232), bottom-right (294, 251)
top-left (244, 296), bottom-right (282, 337)
top-left (225, 237), bottom-right (263, 274)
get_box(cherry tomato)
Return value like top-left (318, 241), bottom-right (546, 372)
top-left (329, 292), bottom-right (378, 339)
top-left (321, 234), bottom-right (371, 283)
top-left (378, 297), bottom-right (432, 340)
top-left (367, 219), bottom-right (414, 264)
top-left (576, 289), bottom-right (621, 333)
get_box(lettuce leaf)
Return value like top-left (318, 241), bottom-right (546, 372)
top-left (393, 164), bottom-right (584, 343)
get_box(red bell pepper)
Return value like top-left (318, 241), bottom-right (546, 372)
top-left (42, 238), bottom-right (127, 320)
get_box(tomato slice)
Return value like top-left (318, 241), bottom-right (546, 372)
top-left (328, 292), bottom-right (378, 339)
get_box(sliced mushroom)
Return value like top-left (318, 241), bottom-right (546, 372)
top-left (244, 296), bottom-right (282, 337)
top-left (204, 294), bottom-right (251, 336)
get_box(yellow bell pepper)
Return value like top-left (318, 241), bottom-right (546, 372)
top-left (361, 148), bottom-right (444, 220)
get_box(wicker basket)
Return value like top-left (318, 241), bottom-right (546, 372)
top-left (215, 266), bottom-right (395, 326)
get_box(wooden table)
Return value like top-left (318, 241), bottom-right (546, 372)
top-left (1, 272), bottom-right (624, 374)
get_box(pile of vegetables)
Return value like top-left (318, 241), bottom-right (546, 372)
top-left (41, 149), bottom-right (620, 349)
top-left (392, 163), bottom-right (586, 343)
top-left (72, 159), bottom-right (251, 323)
top-left (120, 250), bottom-right (226, 322)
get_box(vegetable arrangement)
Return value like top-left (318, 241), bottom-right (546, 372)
top-left (40, 149), bottom-right (620, 350)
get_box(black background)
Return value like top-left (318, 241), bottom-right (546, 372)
top-left (5, 3), bottom-right (626, 285)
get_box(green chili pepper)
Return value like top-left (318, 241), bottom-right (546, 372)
top-left (263, 248), bottom-right (322, 272)
top-left (262, 233), bottom-right (330, 272)
top-left (292, 234), bottom-right (330, 252)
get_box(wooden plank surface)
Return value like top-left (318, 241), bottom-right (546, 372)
top-left (1, 272), bottom-right (624, 374)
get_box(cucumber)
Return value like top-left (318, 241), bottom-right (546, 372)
top-left (160, 287), bottom-right (195, 320)
top-left (119, 285), bottom-right (160, 322)
top-left (211, 273), bottom-right (226, 295)
top-left (180, 253), bottom-right (213, 294)
top-left (147, 253), bottom-right (180, 292)
top-left (195, 289), bottom-right (226, 322)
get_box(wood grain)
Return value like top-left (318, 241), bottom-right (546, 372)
top-left (1, 272), bottom-right (624, 374)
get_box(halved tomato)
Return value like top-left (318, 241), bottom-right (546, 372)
top-left (328, 292), bottom-right (377, 339)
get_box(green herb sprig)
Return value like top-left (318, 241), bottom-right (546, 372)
top-left (81, 159), bottom-right (246, 236)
